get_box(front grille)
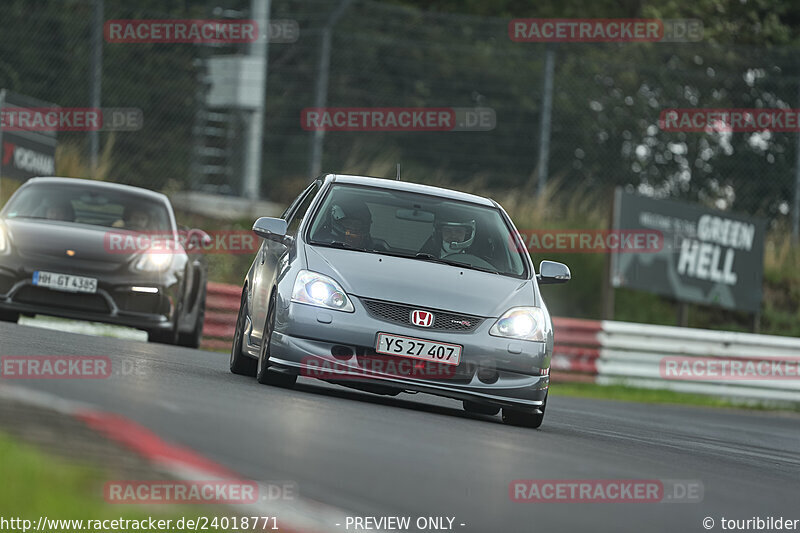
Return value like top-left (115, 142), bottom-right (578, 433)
top-left (116, 292), bottom-right (162, 314)
top-left (361, 298), bottom-right (483, 332)
top-left (14, 286), bottom-right (110, 313)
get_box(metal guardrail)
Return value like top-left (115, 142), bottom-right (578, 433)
top-left (597, 321), bottom-right (800, 404)
top-left (201, 284), bottom-right (800, 403)
top-left (551, 318), bottom-right (601, 383)
top-left (201, 282), bottom-right (239, 351)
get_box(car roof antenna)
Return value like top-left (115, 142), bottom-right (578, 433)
top-left (396, 163), bottom-right (401, 181)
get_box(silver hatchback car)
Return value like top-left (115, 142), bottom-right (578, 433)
top-left (230, 174), bottom-right (570, 428)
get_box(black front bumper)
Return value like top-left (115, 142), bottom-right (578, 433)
top-left (0, 258), bottom-right (179, 332)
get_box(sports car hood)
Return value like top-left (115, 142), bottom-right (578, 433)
top-left (2, 218), bottom-right (141, 265)
top-left (303, 244), bottom-right (537, 317)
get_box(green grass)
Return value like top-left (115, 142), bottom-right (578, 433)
top-left (0, 432), bottom-right (194, 526)
top-left (552, 381), bottom-right (800, 412)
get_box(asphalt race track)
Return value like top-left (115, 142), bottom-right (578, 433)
top-left (1, 321), bottom-right (798, 533)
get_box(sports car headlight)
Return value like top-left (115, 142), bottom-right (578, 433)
top-left (0, 223), bottom-right (7, 253)
top-left (133, 252), bottom-right (172, 272)
top-left (291, 270), bottom-right (354, 312)
top-left (489, 307), bottom-right (547, 341)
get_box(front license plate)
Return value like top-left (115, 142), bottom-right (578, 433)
top-left (33, 271), bottom-right (98, 294)
top-left (376, 333), bottom-right (462, 366)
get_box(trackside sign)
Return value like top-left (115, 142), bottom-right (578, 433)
top-left (610, 188), bottom-right (766, 313)
top-left (0, 90), bottom-right (58, 180)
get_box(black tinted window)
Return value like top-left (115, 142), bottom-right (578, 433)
top-left (3, 183), bottom-right (171, 232)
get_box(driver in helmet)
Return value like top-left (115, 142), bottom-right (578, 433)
top-left (421, 214), bottom-right (476, 258)
top-left (44, 200), bottom-right (74, 222)
top-left (326, 197), bottom-right (373, 249)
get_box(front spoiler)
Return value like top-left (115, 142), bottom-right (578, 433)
top-left (267, 331), bottom-right (548, 412)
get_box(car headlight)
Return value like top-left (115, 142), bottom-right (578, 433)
top-left (489, 307), bottom-right (547, 341)
top-left (291, 270), bottom-right (354, 312)
top-left (0, 223), bottom-right (7, 253)
top-left (133, 252), bottom-right (172, 272)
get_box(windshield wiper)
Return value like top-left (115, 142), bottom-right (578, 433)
top-left (413, 253), bottom-right (500, 275)
top-left (317, 240), bottom-right (369, 252)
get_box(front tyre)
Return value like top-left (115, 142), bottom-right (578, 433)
top-left (256, 293), bottom-right (297, 388)
top-left (148, 323), bottom-right (178, 344)
top-left (230, 288), bottom-right (257, 376)
top-left (502, 393), bottom-right (547, 429)
top-left (178, 291), bottom-right (206, 349)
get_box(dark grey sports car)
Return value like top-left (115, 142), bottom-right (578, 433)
top-left (230, 174), bottom-right (570, 428)
top-left (0, 177), bottom-right (208, 347)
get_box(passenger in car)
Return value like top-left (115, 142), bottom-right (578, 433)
top-left (113, 206), bottom-right (153, 231)
top-left (44, 200), bottom-right (74, 222)
top-left (419, 212), bottom-right (476, 258)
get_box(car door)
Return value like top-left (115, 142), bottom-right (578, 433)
top-left (250, 180), bottom-right (321, 343)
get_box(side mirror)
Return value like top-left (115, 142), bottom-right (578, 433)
top-left (253, 217), bottom-right (290, 244)
top-left (537, 260), bottom-right (571, 285)
top-left (184, 228), bottom-right (212, 252)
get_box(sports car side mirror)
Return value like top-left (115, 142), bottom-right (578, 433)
top-left (253, 217), bottom-right (290, 244)
top-left (537, 260), bottom-right (571, 284)
top-left (184, 228), bottom-right (212, 252)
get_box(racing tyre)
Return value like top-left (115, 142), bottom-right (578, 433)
top-left (230, 289), bottom-right (257, 376)
top-left (178, 291), bottom-right (206, 349)
top-left (0, 310), bottom-right (19, 323)
top-left (148, 323), bottom-right (178, 344)
top-left (256, 293), bottom-right (296, 388)
top-left (502, 393), bottom-right (547, 429)
top-left (463, 401), bottom-right (501, 416)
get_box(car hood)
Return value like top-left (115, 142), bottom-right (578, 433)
top-left (303, 245), bottom-right (536, 317)
top-left (2, 218), bottom-right (142, 265)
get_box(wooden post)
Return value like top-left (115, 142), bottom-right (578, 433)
top-left (752, 310), bottom-right (761, 333)
top-left (677, 302), bottom-right (689, 327)
top-left (601, 188), bottom-right (618, 320)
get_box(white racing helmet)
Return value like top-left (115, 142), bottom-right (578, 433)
top-left (437, 219), bottom-right (476, 254)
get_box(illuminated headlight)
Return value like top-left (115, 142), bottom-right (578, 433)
top-left (0, 223), bottom-right (7, 253)
top-left (489, 307), bottom-right (547, 341)
top-left (133, 252), bottom-right (171, 272)
top-left (291, 270), bottom-right (354, 312)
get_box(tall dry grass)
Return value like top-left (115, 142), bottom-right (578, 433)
top-left (54, 135), bottom-right (115, 180)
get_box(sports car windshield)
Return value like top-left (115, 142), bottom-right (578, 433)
top-left (307, 184), bottom-right (527, 278)
top-left (2, 183), bottom-right (172, 232)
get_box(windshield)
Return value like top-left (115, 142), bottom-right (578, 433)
top-left (307, 184), bottom-right (527, 278)
top-left (2, 183), bottom-right (172, 232)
